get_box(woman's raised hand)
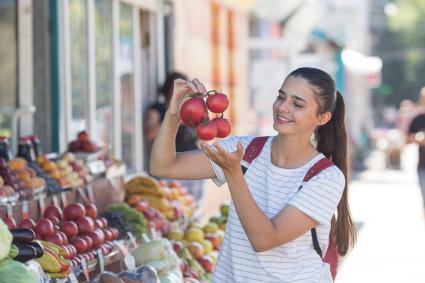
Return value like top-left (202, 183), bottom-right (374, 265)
top-left (168, 78), bottom-right (208, 116)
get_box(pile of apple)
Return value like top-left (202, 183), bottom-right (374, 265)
top-left (19, 203), bottom-right (119, 267)
top-left (180, 90), bottom-right (231, 141)
top-left (68, 130), bottom-right (99, 153)
top-left (166, 223), bottom-right (224, 281)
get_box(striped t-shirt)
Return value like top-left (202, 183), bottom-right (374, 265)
top-left (209, 136), bottom-right (345, 283)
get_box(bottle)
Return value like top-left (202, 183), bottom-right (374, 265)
top-left (17, 137), bottom-right (35, 162)
top-left (30, 135), bottom-right (42, 158)
top-left (0, 136), bottom-right (12, 161)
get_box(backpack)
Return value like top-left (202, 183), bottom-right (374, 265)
top-left (241, 136), bottom-right (339, 280)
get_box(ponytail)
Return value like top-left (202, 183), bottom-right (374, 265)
top-left (316, 90), bottom-right (356, 256)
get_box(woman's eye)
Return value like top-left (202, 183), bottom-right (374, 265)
top-left (294, 103), bottom-right (303, 108)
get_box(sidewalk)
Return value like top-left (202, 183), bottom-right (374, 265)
top-left (337, 144), bottom-right (425, 282)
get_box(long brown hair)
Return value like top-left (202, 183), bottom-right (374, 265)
top-left (288, 67), bottom-right (356, 256)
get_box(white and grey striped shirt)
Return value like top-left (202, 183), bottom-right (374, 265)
top-left (209, 136), bottom-right (345, 283)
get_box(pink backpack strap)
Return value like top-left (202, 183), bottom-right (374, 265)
top-left (303, 157), bottom-right (334, 182)
top-left (241, 136), bottom-right (269, 173)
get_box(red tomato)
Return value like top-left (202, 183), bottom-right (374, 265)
top-left (180, 97), bottom-right (208, 127)
top-left (212, 117), bottom-right (231, 138)
top-left (196, 122), bottom-right (218, 141)
top-left (206, 92), bottom-right (229, 113)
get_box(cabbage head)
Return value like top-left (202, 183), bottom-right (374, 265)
top-left (0, 219), bottom-right (12, 261)
top-left (0, 259), bottom-right (37, 283)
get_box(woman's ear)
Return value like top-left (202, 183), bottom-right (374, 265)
top-left (318, 111), bottom-right (332, 126)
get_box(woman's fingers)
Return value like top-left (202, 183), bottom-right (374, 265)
top-left (185, 80), bottom-right (199, 93)
top-left (192, 78), bottom-right (208, 95)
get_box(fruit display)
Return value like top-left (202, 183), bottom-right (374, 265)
top-left (130, 238), bottom-right (183, 282)
top-left (0, 157), bottom-right (46, 199)
top-left (125, 177), bottom-right (195, 222)
top-left (68, 130), bottom-right (99, 153)
top-left (179, 90), bottom-right (231, 141)
top-left (36, 153), bottom-right (93, 189)
top-left (104, 203), bottom-right (149, 240)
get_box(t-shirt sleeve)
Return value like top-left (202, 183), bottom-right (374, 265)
top-left (209, 136), bottom-right (254, 187)
top-left (287, 166), bottom-right (345, 225)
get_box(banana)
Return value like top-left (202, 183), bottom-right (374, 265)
top-left (35, 247), bottom-right (70, 273)
top-left (139, 195), bottom-right (172, 212)
top-left (37, 240), bottom-right (70, 258)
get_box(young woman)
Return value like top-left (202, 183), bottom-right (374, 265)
top-left (150, 67), bottom-right (356, 282)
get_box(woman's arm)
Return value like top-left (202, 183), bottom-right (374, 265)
top-left (149, 79), bottom-right (217, 180)
top-left (202, 142), bottom-right (318, 252)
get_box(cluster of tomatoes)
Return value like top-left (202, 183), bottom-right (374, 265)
top-left (179, 91), bottom-right (231, 141)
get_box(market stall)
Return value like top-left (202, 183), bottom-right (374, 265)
top-left (0, 133), bottom-right (228, 283)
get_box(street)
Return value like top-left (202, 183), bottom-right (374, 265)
top-left (202, 144), bottom-right (425, 282)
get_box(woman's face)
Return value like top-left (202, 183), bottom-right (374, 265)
top-left (273, 76), bottom-right (324, 136)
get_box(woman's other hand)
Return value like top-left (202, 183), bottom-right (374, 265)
top-left (168, 78), bottom-right (208, 117)
top-left (201, 142), bottom-right (244, 175)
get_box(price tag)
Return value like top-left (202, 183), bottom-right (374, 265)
top-left (80, 258), bottom-right (90, 281)
top-left (67, 273), bottom-right (78, 283)
top-left (38, 195), bottom-right (46, 214)
top-left (6, 204), bottom-right (13, 217)
top-left (97, 249), bottom-right (105, 273)
top-left (22, 200), bottom-right (29, 219)
top-left (61, 191), bottom-right (68, 207)
top-left (123, 254), bottom-right (136, 271)
top-left (127, 232), bottom-right (137, 248)
top-left (52, 194), bottom-right (60, 207)
top-left (116, 241), bottom-right (129, 257)
top-left (77, 188), bottom-right (89, 204)
top-left (141, 233), bottom-right (150, 244)
top-left (87, 185), bottom-right (95, 203)
top-left (150, 227), bottom-right (158, 239)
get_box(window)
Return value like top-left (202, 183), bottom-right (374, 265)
top-left (119, 3), bottom-right (135, 172)
top-left (0, 0), bottom-right (18, 137)
top-left (69, 0), bottom-right (89, 139)
top-left (95, 0), bottom-right (113, 148)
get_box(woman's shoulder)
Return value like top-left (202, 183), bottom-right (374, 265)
top-left (313, 157), bottom-right (345, 185)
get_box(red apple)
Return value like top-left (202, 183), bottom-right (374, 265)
top-left (43, 232), bottom-right (63, 246)
top-left (77, 131), bottom-right (89, 142)
top-left (81, 235), bottom-right (93, 251)
top-left (35, 218), bottom-right (54, 236)
top-left (100, 217), bottom-right (108, 228)
top-left (58, 231), bottom-right (69, 244)
top-left (187, 242), bottom-right (204, 259)
top-left (95, 219), bottom-right (104, 229)
top-left (205, 234), bottom-right (221, 251)
top-left (197, 255), bottom-right (214, 273)
top-left (103, 228), bottom-right (113, 241)
top-left (85, 204), bottom-right (97, 219)
top-left (70, 237), bottom-right (88, 254)
top-left (49, 216), bottom-right (60, 225)
top-left (64, 203), bottom-right (86, 221)
top-left (43, 205), bottom-right (63, 220)
top-left (18, 218), bottom-right (36, 230)
top-left (74, 216), bottom-right (94, 234)
top-left (61, 221), bottom-right (79, 239)
top-left (173, 241), bottom-right (184, 254)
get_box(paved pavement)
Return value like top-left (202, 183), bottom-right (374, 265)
top-left (202, 144), bottom-right (425, 282)
top-left (337, 144), bottom-right (425, 283)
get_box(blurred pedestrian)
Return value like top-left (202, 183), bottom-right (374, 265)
top-left (149, 67), bottom-right (356, 282)
top-left (144, 71), bottom-right (205, 207)
top-left (407, 86), bottom-right (425, 216)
